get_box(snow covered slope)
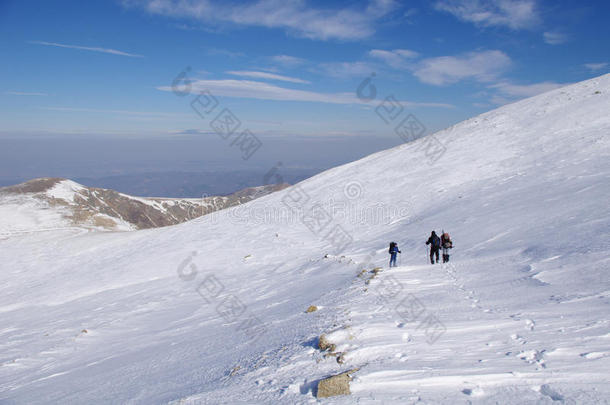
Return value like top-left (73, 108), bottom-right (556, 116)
top-left (1, 74), bottom-right (609, 404)
top-left (0, 178), bottom-right (288, 234)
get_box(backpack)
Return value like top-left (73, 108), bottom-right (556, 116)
top-left (431, 235), bottom-right (441, 248)
top-left (442, 232), bottom-right (452, 248)
top-left (389, 242), bottom-right (396, 253)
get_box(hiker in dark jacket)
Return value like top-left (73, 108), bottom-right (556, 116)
top-left (425, 231), bottom-right (441, 264)
top-left (388, 242), bottom-right (401, 267)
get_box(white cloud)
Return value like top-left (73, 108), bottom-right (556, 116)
top-left (4, 91), bottom-right (47, 96)
top-left (122, 0), bottom-right (398, 40)
top-left (414, 50), bottom-right (511, 85)
top-left (29, 41), bottom-right (143, 57)
top-left (543, 31), bottom-right (567, 45)
top-left (272, 55), bottom-right (306, 67)
top-left (162, 79), bottom-right (352, 103)
top-left (365, 0), bottom-right (397, 15)
top-left (368, 49), bottom-right (419, 69)
top-left (435, 0), bottom-right (540, 30)
top-left (584, 63), bottom-right (608, 72)
top-left (226, 70), bottom-right (310, 84)
top-left (489, 80), bottom-right (567, 98)
top-left (157, 78), bottom-right (453, 108)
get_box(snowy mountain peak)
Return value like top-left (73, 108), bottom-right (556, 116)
top-left (44, 178), bottom-right (86, 203)
top-left (0, 178), bottom-right (288, 234)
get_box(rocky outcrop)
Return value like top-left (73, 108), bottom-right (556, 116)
top-left (316, 368), bottom-right (359, 398)
top-left (318, 334), bottom-right (336, 352)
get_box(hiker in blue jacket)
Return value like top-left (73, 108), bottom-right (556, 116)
top-left (389, 242), bottom-right (401, 267)
top-left (426, 231), bottom-right (441, 264)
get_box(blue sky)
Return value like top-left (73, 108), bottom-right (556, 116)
top-left (1, 0), bottom-right (609, 141)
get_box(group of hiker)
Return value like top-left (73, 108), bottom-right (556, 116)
top-left (388, 231), bottom-right (453, 267)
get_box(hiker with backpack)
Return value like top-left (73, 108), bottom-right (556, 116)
top-left (441, 231), bottom-right (453, 263)
top-left (425, 231), bottom-right (441, 264)
top-left (388, 242), bottom-right (401, 268)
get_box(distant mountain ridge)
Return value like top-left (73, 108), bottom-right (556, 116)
top-left (0, 178), bottom-right (288, 234)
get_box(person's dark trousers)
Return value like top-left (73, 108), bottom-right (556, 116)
top-left (430, 247), bottom-right (440, 264)
top-left (442, 247), bottom-right (450, 263)
top-left (389, 253), bottom-right (397, 267)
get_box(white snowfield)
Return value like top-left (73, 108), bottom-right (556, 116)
top-left (1, 74), bottom-right (609, 404)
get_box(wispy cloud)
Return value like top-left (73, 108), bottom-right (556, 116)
top-left (122, 0), bottom-right (398, 41)
top-left (489, 80), bottom-right (567, 98)
top-left (272, 54), bottom-right (306, 67)
top-left (434, 0), bottom-right (540, 30)
top-left (414, 50), bottom-right (511, 85)
top-left (368, 49), bottom-right (419, 69)
top-left (29, 41), bottom-right (143, 57)
top-left (584, 62), bottom-right (608, 72)
top-left (169, 129), bottom-right (216, 136)
top-left (543, 31), bottom-right (567, 45)
top-left (157, 78), bottom-right (453, 108)
top-left (365, 0), bottom-right (398, 17)
top-left (226, 70), bottom-right (310, 84)
top-left (4, 91), bottom-right (48, 96)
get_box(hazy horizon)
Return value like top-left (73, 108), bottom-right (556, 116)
top-left (0, 134), bottom-right (404, 196)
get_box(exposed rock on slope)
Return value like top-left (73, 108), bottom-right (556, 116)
top-left (316, 369), bottom-right (359, 398)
